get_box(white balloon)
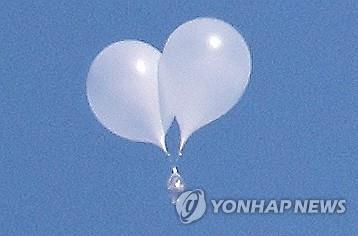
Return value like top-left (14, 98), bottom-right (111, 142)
top-left (158, 18), bottom-right (251, 152)
top-left (87, 40), bottom-right (167, 152)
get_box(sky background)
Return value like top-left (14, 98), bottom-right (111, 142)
top-left (1, 0), bottom-right (357, 235)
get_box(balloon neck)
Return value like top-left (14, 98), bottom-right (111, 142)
top-left (163, 148), bottom-right (170, 156)
top-left (159, 135), bottom-right (169, 156)
top-left (179, 133), bottom-right (189, 156)
top-left (179, 141), bottom-right (185, 156)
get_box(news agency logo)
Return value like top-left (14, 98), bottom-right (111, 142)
top-left (175, 189), bottom-right (206, 224)
top-left (175, 189), bottom-right (346, 224)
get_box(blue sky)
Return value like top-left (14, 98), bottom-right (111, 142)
top-left (1, 0), bottom-right (357, 235)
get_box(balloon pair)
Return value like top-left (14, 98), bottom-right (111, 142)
top-left (86, 18), bottom-right (251, 155)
